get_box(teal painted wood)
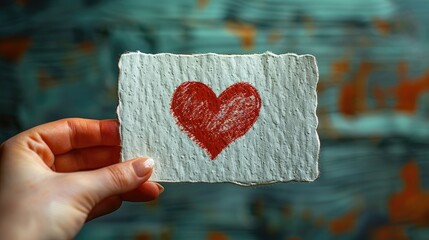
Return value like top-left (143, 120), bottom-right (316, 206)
top-left (1, 0), bottom-right (429, 239)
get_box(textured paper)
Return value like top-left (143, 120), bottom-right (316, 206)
top-left (117, 52), bottom-right (319, 185)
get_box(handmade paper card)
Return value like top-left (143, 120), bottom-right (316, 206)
top-left (117, 52), bottom-right (319, 185)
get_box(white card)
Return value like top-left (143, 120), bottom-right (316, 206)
top-left (117, 52), bottom-right (319, 185)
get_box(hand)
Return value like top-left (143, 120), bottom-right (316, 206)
top-left (0, 118), bottom-right (163, 240)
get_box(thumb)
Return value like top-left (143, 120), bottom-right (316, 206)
top-left (78, 157), bottom-right (154, 202)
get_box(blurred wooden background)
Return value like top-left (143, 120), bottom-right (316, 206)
top-left (1, 0), bottom-right (429, 239)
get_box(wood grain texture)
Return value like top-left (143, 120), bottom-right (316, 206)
top-left (1, 0), bottom-right (429, 239)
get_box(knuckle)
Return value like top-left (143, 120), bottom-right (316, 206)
top-left (106, 166), bottom-right (132, 189)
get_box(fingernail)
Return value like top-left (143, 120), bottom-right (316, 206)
top-left (132, 158), bottom-right (154, 177)
top-left (156, 183), bottom-right (164, 194)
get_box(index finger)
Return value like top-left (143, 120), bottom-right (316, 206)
top-left (24, 118), bottom-right (120, 155)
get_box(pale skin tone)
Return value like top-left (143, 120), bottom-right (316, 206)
top-left (0, 118), bottom-right (163, 240)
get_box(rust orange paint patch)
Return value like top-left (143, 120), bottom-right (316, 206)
top-left (329, 208), bottom-right (359, 235)
top-left (267, 30), bottom-right (282, 44)
top-left (393, 62), bottom-right (429, 114)
top-left (207, 231), bottom-right (229, 240)
top-left (79, 40), bottom-right (95, 54)
top-left (197, 0), bottom-right (209, 9)
top-left (332, 59), bottom-right (350, 78)
top-left (134, 231), bottom-right (152, 240)
top-left (373, 18), bottom-right (390, 36)
top-left (336, 59), bottom-right (429, 116)
top-left (317, 58), bottom-right (349, 93)
top-left (226, 21), bottom-right (256, 50)
top-left (0, 36), bottom-right (32, 63)
top-left (389, 160), bottom-right (429, 227)
top-left (338, 79), bottom-right (358, 116)
top-left (393, 79), bottom-right (422, 114)
top-left (37, 69), bottom-right (58, 90)
top-left (370, 225), bottom-right (408, 240)
top-left (338, 61), bottom-right (373, 117)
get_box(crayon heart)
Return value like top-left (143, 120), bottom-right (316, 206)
top-left (171, 81), bottom-right (261, 159)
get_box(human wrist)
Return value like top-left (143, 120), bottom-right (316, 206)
top-left (0, 200), bottom-right (45, 240)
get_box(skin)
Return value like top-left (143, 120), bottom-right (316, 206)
top-left (0, 118), bottom-right (163, 240)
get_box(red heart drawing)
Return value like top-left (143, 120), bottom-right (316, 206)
top-left (171, 81), bottom-right (262, 160)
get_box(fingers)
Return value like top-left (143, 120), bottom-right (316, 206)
top-left (24, 118), bottom-right (120, 155)
top-left (54, 146), bottom-right (120, 172)
top-left (78, 157), bottom-right (154, 202)
top-left (85, 182), bottom-right (164, 221)
top-left (120, 182), bottom-right (164, 202)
